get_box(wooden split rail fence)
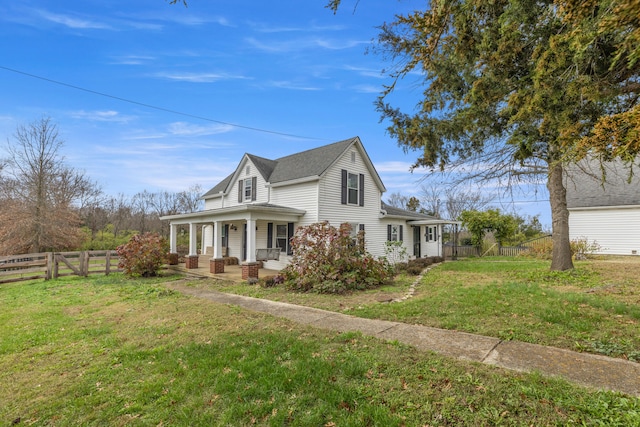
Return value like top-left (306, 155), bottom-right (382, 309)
top-left (0, 250), bottom-right (121, 284)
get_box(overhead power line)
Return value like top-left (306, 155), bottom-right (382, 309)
top-left (0, 65), bottom-right (323, 140)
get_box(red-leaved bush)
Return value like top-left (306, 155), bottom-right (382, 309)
top-left (116, 232), bottom-right (168, 277)
top-left (281, 222), bottom-right (392, 293)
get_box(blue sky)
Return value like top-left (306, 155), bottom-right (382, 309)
top-left (0, 0), bottom-right (551, 225)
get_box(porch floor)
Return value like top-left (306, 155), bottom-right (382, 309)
top-left (166, 262), bottom-right (281, 283)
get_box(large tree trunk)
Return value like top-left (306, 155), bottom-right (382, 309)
top-left (547, 163), bottom-right (574, 271)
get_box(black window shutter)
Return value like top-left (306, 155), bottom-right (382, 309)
top-left (359, 173), bottom-right (364, 206)
top-left (267, 223), bottom-right (273, 249)
top-left (387, 224), bottom-right (392, 241)
top-left (238, 180), bottom-right (243, 203)
top-left (341, 169), bottom-right (347, 205)
top-left (251, 176), bottom-right (257, 201)
top-left (287, 222), bottom-right (294, 255)
top-left (399, 225), bottom-right (404, 242)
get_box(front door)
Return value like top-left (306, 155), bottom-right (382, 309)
top-left (425, 225), bottom-right (440, 257)
top-left (413, 226), bottom-right (421, 257)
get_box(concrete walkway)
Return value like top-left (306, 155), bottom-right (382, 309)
top-left (166, 282), bottom-right (640, 397)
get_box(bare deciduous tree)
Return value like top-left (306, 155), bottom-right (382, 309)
top-left (0, 117), bottom-right (101, 254)
top-left (385, 191), bottom-right (409, 209)
top-left (420, 183), bottom-right (494, 221)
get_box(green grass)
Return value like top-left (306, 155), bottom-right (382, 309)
top-left (2, 274), bottom-right (639, 425)
top-left (205, 257), bottom-right (640, 361)
top-left (346, 258), bottom-right (640, 360)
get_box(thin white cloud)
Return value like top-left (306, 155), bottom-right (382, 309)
top-left (69, 110), bottom-right (134, 123)
top-left (246, 36), bottom-right (366, 53)
top-left (352, 84), bottom-right (380, 93)
top-left (266, 81), bottom-right (321, 91)
top-left (167, 122), bottom-right (235, 136)
top-left (249, 22), bottom-right (345, 33)
top-left (37, 10), bottom-right (111, 30)
top-left (155, 71), bottom-right (250, 83)
top-left (374, 161), bottom-right (415, 173)
top-left (109, 55), bottom-right (156, 65)
top-left (344, 65), bottom-right (383, 78)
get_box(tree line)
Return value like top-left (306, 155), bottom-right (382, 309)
top-left (0, 116), bottom-right (202, 256)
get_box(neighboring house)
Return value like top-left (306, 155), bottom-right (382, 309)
top-left (565, 158), bottom-right (640, 256)
top-left (161, 137), bottom-right (458, 275)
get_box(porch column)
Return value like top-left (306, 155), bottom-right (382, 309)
top-left (213, 221), bottom-right (223, 259)
top-left (169, 223), bottom-right (177, 253)
top-left (246, 218), bottom-right (256, 263)
top-left (188, 222), bottom-right (198, 256)
top-left (210, 221), bottom-right (225, 274)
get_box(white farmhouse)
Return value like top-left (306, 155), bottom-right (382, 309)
top-left (161, 137), bottom-right (458, 278)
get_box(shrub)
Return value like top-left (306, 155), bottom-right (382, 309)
top-left (281, 222), bottom-right (393, 293)
top-left (571, 237), bottom-right (603, 260)
top-left (519, 237), bottom-right (602, 260)
top-left (519, 238), bottom-right (553, 259)
top-left (116, 232), bottom-right (168, 278)
top-left (406, 265), bottom-right (424, 275)
top-left (384, 240), bottom-right (408, 264)
top-left (258, 274), bottom-right (284, 288)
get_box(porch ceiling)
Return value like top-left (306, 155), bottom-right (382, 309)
top-left (160, 203), bottom-right (306, 225)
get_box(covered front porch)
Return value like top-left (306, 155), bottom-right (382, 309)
top-left (167, 259), bottom-right (281, 283)
top-left (161, 204), bottom-right (305, 280)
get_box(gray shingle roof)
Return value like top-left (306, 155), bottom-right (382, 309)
top-left (565, 158), bottom-right (640, 208)
top-left (268, 138), bottom-right (356, 183)
top-left (381, 202), bottom-right (437, 220)
top-left (203, 137), bottom-right (362, 198)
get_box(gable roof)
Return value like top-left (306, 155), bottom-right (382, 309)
top-left (203, 136), bottom-right (386, 199)
top-left (565, 158), bottom-right (640, 208)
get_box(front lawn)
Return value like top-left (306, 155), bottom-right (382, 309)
top-left (1, 274), bottom-right (639, 425)
top-left (198, 256), bottom-right (640, 361)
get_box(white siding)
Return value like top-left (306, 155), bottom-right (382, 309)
top-left (226, 225), bottom-right (243, 259)
top-left (318, 147), bottom-right (386, 257)
top-left (569, 207), bottom-right (640, 256)
top-left (377, 218), bottom-right (413, 260)
top-left (270, 180), bottom-right (319, 226)
top-left (204, 197), bottom-right (223, 210)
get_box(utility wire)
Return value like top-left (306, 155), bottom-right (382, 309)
top-left (0, 65), bottom-right (324, 141)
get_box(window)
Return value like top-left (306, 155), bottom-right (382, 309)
top-left (276, 225), bottom-right (288, 252)
top-left (390, 225), bottom-right (399, 241)
top-left (244, 178), bottom-right (252, 201)
top-left (348, 223), bottom-right (365, 250)
top-left (222, 224), bottom-right (228, 248)
top-left (268, 222), bottom-right (294, 255)
top-left (238, 177), bottom-right (257, 202)
top-left (387, 224), bottom-right (403, 242)
top-left (426, 226), bottom-right (438, 242)
top-left (347, 172), bottom-right (359, 205)
top-left (341, 169), bottom-right (364, 206)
